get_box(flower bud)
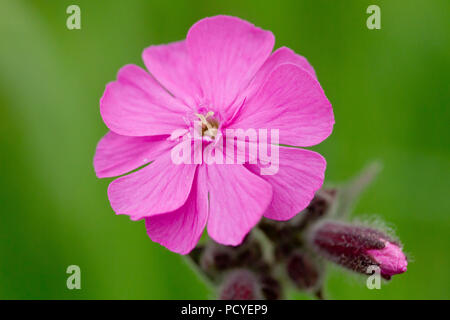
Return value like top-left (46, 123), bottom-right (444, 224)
top-left (198, 234), bottom-right (269, 285)
top-left (366, 240), bottom-right (408, 280)
top-left (286, 251), bottom-right (321, 290)
top-left (293, 188), bottom-right (337, 231)
top-left (259, 274), bottom-right (283, 300)
top-left (188, 245), bottom-right (205, 266)
top-left (311, 221), bottom-right (407, 279)
top-left (258, 218), bottom-right (293, 243)
top-left (219, 269), bottom-right (262, 300)
top-left (200, 244), bottom-right (235, 273)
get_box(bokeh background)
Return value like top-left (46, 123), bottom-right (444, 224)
top-left (1, 0), bottom-right (449, 299)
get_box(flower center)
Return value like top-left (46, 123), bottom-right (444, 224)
top-left (195, 111), bottom-right (219, 139)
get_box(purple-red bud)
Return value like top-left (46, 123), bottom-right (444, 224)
top-left (259, 274), bottom-right (283, 300)
top-left (286, 251), bottom-right (321, 290)
top-left (295, 188), bottom-right (337, 230)
top-left (311, 221), bottom-right (407, 279)
top-left (219, 270), bottom-right (262, 300)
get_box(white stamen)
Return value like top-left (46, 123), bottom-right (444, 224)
top-left (195, 111), bottom-right (218, 139)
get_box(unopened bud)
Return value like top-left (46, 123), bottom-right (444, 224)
top-left (366, 240), bottom-right (408, 279)
top-left (286, 251), bottom-right (321, 290)
top-left (188, 245), bottom-right (204, 266)
top-left (295, 188), bottom-right (337, 230)
top-left (311, 221), bottom-right (407, 279)
top-left (200, 244), bottom-right (235, 273)
top-left (259, 274), bottom-right (283, 300)
top-left (219, 269), bottom-right (262, 300)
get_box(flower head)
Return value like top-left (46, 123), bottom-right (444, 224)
top-left (311, 221), bottom-right (407, 279)
top-left (94, 15), bottom-right (334, 254)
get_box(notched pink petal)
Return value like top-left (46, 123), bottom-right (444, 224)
top-left (231, 63), bottom-right (334, 147)
top-left (242, 46), bottom-right (317, 98)
top-left (145, 166), bottom-right (208, 255)
top-left (142, 40), bottom-right (202, 107)
top-left (107, 153), bottom-right (197, 221)
top-left (93, 131), bottom-right (172, 178)
top-left (206, 164), bottom-right (273, 246)
top-left (187, 15), bottom-right (274, 115)
top-left (100, 64), bottom-right (189, 137)
top-left (246, 147), bottom-right (326, 221)
top-left (272, 47), bottom-right (317, 79)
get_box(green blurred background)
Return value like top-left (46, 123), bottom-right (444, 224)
top-left (0, 0), bottom-right (449, 299)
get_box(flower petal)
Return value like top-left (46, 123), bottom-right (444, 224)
top-left (145, 166), bottom-right (208, 255)
top-left (243, 46), bottom-right (317, 98)
top-left (94, 131), bottom-right (172, 178)
top-left (246, 147), bottom-right (326, 221)
top-left (230, 64), bottom-right (334, 147)
top-left (142, 40), bottom-right (202, 107)
top-left (100, 64), bottom-right (190, 137)
top-left (366, 241), bottom-right (408, 277)
top-left (187, 15), bottom-right (274, 114)
top-left (205, 164), bottom-right (272, 246)
top-left (107, 153), bottom-right (197, 220)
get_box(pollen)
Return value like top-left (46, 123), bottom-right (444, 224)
top-left (195, 111), bottom-right (219, 139)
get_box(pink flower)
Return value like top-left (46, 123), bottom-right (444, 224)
top-left (94, 16), bottom-right (334, 254)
